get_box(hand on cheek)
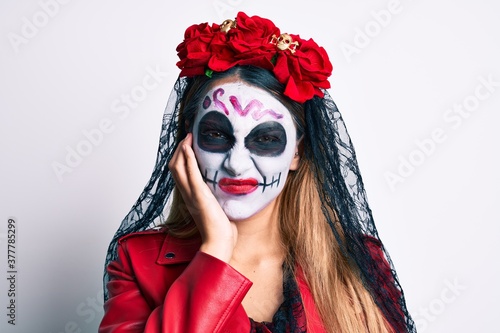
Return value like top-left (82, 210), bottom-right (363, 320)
top-left (168, 133), bottom-right (237, 262)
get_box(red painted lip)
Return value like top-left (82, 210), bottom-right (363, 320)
top-left (219, 178), bottom-right (258, 195)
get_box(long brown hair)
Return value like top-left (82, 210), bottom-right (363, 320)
top-left (165, 66), bottom-right (393, 332)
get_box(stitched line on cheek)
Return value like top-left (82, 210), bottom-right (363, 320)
top-left (203, 169), bottom-right (219, 191)
top-left (259, 172), bottom-right (281, 192)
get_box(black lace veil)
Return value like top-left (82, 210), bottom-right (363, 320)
top-left (103, 73), bottom-right (416, 332)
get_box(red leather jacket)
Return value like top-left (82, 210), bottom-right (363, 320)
top-left (99, 228), bottom-right (327, 333)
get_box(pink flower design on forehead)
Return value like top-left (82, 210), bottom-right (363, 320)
top-left (203, 88), bottom-right (284, 120)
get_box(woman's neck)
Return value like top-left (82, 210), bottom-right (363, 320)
top-left (231, 200), bottom-right (284, 266)
top-left (230, 198), bottom-right (284, 266)
top-left (229, 198), bottom-right (286, 323)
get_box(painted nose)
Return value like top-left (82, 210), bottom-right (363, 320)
top-left (223, 143), bottom-right (253, 176)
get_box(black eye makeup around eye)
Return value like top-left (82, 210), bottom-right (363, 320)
top-left (245, 122), bottom-right (287, 157)
top-left (197, 111), bottom-right (234, 153)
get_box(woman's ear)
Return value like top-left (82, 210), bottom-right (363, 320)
top-left (184, 120), bottom-right (191, 133)
top-left (289, 136), bottom-right (304, 171)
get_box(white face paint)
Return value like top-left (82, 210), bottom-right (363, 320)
top-left (192, 81), bottom-right (298, 221)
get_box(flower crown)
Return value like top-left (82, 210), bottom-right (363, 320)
top-left (176, 12), bottom-right (333, 103)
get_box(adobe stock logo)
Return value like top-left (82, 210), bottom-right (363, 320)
top-left (340, 0), bottom-right (404, 63)
top-left (51, 65), bottom-right (169, 182)
top-left (213, 0), bottom-right (244, 21)
top-left (7, 0), bottom-right (74, 53)
top-left (413, 278), bottom-right (466, 331)
top-left (384, 74), bottom-right (499, 191)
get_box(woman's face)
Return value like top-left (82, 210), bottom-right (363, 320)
top-left (192, 81), bottom-right (299, 221)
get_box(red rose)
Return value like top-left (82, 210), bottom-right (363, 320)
top-left (227, 12), bottom-right (279, 54)
top-left (209, 12), bottom-right (279, 72)
top-left (176, 22), bottom-right (221, 77)
top-left (273, 35), bottom-right (333, 103)
top-left (176, 12), bottom-right (333, 103)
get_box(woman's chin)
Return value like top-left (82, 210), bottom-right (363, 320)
top-left (220, 198), bottom-right (276, 222)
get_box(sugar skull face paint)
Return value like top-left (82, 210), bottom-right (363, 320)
top-left (192, 81), bottom-right (299, 220)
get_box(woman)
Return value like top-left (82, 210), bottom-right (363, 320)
top-left (100, 12), bottom-right (416, 333)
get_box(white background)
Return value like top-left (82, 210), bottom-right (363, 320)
top-left (1, 0), bottom-right (499, 332)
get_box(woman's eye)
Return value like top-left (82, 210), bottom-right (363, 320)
top-left (256, 135), bottom-right (279, 143)
top-left (198, 129), bottom-right (233, 153)
top-left (197, 111), bottom-right (234, 153)
top-left (204, 130), bottom-right (226, 139)
top-left (245, 122), bottom-right (287, 157)
top-left (200, 130), bottom-right (229, 141)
